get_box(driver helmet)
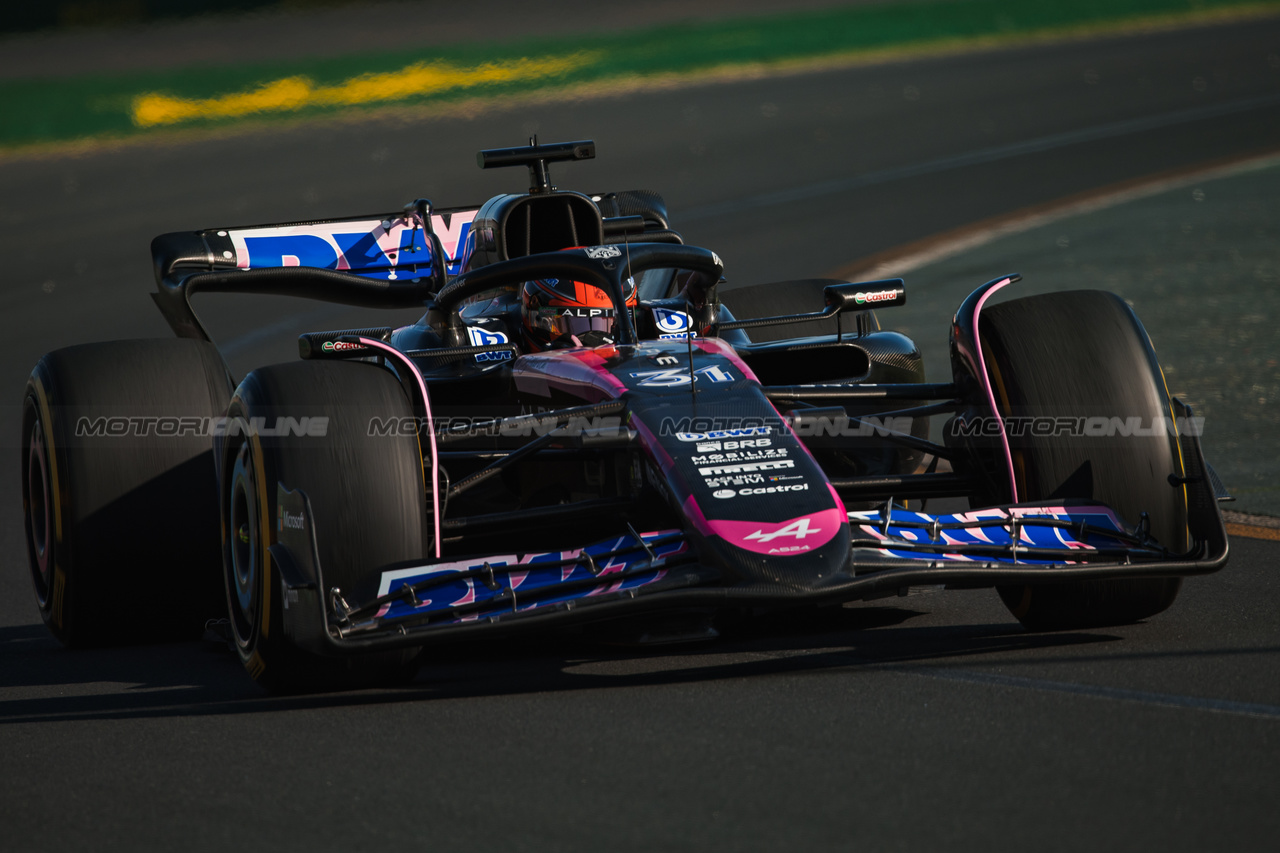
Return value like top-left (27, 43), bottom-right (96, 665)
top-left (521, 276), bottom-right (637, 350)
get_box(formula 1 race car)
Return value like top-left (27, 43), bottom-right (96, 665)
top-left (21, 139), bottom-right (1230, 691)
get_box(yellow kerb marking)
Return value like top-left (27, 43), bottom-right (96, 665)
top-left (131, 53), bottom-right (598, 127)
top-left (1226, 523), bottom-right (1280, 542)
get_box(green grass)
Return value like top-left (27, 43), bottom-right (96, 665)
top-left (3, 0), bottom-right (1276, 151)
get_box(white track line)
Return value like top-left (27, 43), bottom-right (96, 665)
top-left (847, 147), bottom-right (1280, 280)
top-left (681, 92), bottom-right (1280, 224)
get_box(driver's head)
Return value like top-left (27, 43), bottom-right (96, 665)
top-left (521, 277), bottom-right (637, 350)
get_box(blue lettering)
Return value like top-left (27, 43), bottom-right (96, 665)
top-left (242, 235), bottom-right (338, 269)
top-left (333, 232), bottom-right (392, 270)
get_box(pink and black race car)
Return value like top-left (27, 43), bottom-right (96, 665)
top-left (21, 140), bottom-right (1230, 691)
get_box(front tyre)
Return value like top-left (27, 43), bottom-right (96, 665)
top-left (21, 339), bottom-right (232, 645)
top-left (220, 360), bottom-right (428, 692)
top-left (978, 291), bottom-right (1188, 631)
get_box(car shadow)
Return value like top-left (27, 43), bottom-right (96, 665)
top-left (0, 603), bottom-right (1130, 724)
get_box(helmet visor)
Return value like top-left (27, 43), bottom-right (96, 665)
top-left (530, 307), bottom-right (621, 339)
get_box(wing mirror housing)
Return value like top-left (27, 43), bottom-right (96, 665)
top-left (823, 279), bottom-right (906, 311)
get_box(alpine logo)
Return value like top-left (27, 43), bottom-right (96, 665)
top-left (560, 307), bottom-right (612, 317)
top-left (709, 507), bottom-right (843, 556)
top-left (743, 518), bottom-right (820, 543)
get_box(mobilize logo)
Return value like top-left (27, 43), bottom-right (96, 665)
top-left (743, 518), bottom-right (821, 543)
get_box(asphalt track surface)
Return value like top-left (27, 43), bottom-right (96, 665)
top-left (3, 17), bottom-right (1279, 852)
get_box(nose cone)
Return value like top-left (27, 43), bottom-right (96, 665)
top-left (627, 376), bottom-right (853, 591)
top-left (682, 494), bottom-right (853, 591)
top-left (703, 507), bottom-right (846, 556)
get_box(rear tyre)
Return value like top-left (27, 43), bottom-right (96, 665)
top-left (221, 360), bottom-right (427, 692)
top-left (21, 339), bottom-right (232, 646)
top-left (978, 291), bottom-right (1187, 631)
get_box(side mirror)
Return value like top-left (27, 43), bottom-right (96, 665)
top-left (823, 279), bottom-right (906, 312)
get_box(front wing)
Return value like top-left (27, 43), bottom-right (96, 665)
top-left (269, 401), bottom-right (1228, 656)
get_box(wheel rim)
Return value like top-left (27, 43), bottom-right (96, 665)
top-left (227, 440), bottom-right (259, 647)
top-left (26, 418), bottom-right (52, 607)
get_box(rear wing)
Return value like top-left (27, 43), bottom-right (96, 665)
top-left (147, 183), bottom-right (677, 343)
top-left (151, 205), bottom-right (480, 283)
top-left (149, 205), bottom-right (480, 342)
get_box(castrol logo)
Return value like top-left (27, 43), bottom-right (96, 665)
top-left (321, 340), bottom-right (366, 352)
top-left (854, 289), bottom-right (898, 304)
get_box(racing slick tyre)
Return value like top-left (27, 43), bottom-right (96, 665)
top-left (221, 360), bottom-right (427, 692)
top-left (21, 339), bottom-right (233, 646)
top-left (978, 290), bottom-right (1188, 631)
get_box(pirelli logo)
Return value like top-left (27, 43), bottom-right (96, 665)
top-left (697, 460), bottom-right (795, 476)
